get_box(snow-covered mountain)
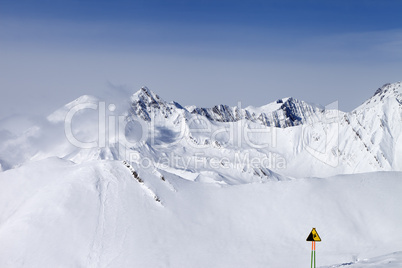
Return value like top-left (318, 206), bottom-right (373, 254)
top-left (130, 86), bottom-right (325, 127)
top-left (343, 83), bottom-right (402, 171)
top-left (0, 81), bottom-right (401, 267)
top-left (3, 81), bottom-right (400, 178)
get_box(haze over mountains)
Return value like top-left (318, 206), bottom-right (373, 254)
top-left (1, 81), bottom-right (401, 177)
top-left (0, 81), bottom-right (401, 267)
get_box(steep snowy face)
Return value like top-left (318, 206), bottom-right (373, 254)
top-left (129, 87), bottom-right (179, 121)
top-left (190, 105), bottom-right (242, 122)
top-left (188, 97), bottom-right (324, 128)
top-left (278, 98), bottom-right (323, 126)
top-left (340, 82), bottom-right (402, 171)
top-left (245, 97), bottom-right (324, 127)
top-left (357, 82), bottom-right (402, 110)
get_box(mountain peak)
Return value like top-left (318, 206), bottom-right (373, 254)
top-left (374, 82), bottom-right (401, 97)
top-left (355, 81), bottom-right (402, 112)
top-left (131, 86), bottom-right (164, 105)
top-left (47, 94), bottom-right (99, 123)
top-left (129, 87), bottom-right (173, 121)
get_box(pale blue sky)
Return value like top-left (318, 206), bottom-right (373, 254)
top-left (1, 0), bottom-right (402, 119)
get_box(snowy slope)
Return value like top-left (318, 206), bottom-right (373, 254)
top-left (0, 158), bottom-right (401, 267)
top-left (0, 81), bottom-right (401, 267)
top-left (343, 82), bottom-right (402, 171)
top-left (323, 252), bottom-right (402, 268)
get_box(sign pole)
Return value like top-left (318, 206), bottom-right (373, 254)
top-left (306, 228), bottom-right (321, 268)
top-left (311, 241), bottom-right (314, 268)
top-left (313, 241), bottom-right (316, 268)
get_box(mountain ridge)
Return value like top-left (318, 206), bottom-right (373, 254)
top-left (128, 86), bottom-right (327, 127)
top-left (0, 81), bottom-right (401, 178)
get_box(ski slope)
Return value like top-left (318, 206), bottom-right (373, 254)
top-left (0, 158), bottom-right (401, 267)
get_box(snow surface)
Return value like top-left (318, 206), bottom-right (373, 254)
top-left (0, 81), bottom-right (401, 267)
top-left (0, 158), bottom-right (401, 267)
top-left (323, 251), bottom-right (402, 268)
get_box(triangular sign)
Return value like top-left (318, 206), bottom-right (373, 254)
top-left (306, 228), bottom-right (321, 242)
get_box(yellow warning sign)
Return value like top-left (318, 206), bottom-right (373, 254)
top-left (306, 228), bottom-right (321, 242)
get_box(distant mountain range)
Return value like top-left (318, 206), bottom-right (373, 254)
top-left (1, 81), bottom-right (401, 178)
